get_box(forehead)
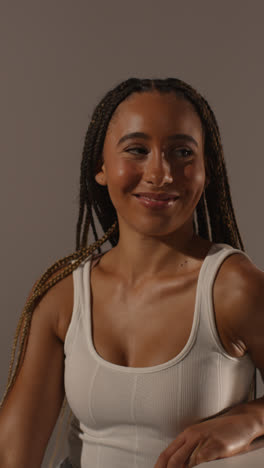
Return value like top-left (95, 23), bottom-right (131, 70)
top-left (107, 91), bottom-right (204, 141)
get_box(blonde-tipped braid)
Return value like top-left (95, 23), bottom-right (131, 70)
top-left (0, 220), bottom-right (118, 410)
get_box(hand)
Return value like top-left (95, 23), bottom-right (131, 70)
top-left (153, 412), bottom-right (259, 468)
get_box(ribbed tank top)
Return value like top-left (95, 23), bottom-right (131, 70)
top-left (62, 243), bottom-right (256, 468)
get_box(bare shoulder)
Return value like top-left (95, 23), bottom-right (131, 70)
top-left (25, 266), bottom-right (74, 343)
top-left (215, 250), bottom-right (264, 372)
top-left (43, 267), bottom-right (74, 343)
top-left (215, 249), bottom-right (264, 310)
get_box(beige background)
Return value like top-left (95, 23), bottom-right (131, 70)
top-left (1, 1), bottom-right (264, 466)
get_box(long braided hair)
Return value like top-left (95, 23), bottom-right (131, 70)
top-left (0, 77), bottom-right (256, 465)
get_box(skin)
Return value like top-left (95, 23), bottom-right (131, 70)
top-left (95, 91), bottom-right (212, 288)
top-left (94, 91), bottom-right (264, 467)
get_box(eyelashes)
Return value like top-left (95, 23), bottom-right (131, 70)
top-left (125, 147), bottom-right (194, 158)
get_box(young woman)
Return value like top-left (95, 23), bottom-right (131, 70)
top-left (0, 77), bottom-right (264, 468)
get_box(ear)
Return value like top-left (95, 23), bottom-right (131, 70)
top-left (95, 162), bottom-right (108, 186)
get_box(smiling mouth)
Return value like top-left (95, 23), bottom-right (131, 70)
top-left (134, 194), bottom-right (179, 201)
top-left (133, 194), bottom-right (179, 209)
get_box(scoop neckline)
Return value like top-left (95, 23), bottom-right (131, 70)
top-left (86, 242), bottom-right (218, 373)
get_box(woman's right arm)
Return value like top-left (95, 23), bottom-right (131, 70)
top-left (0, 271), bottom-right (72, 468)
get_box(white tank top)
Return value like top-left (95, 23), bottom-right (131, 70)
top-left (63, 242), bottom-right (255, 468)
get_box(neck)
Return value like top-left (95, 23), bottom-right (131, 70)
top-left (107, 225), bottom-right (210, 288)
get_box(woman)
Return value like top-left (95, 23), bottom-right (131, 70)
top-left (0, 77), bottom-right (264, 468)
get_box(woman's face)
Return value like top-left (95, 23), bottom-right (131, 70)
top-left (95, 91), bottom-right (207, 238)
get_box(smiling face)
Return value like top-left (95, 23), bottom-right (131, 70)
top-left (95, 91), bottom-right (207, 240)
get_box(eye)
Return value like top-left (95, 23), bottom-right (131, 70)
top-left (125, 147), bottom-right (194, 158)
top-left (125, 146), bottom-right (148, 159)
top-left (171, 148), bottom-right (194, 158)
top-left (126, 146), bottom-right (147, 154)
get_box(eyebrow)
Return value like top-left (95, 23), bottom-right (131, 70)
top-left (117, 132), bottom-right (198, 148)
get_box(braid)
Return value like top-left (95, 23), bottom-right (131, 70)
top-left (2, 77), bottom-right (254, 466)
top-left (0, 221), bottom-right (118, 407)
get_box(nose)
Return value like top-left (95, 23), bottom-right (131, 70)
top-left (143, 150), bottom-right (173, 187)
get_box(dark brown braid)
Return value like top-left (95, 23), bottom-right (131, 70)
top-left (1, 77), bottom-right (256, 466)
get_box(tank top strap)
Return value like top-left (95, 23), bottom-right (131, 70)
top-left (64, 250), bottom-right (109, 357)
top-left (64, 256), bottom-right (92, 357)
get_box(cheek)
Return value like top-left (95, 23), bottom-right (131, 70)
top-left (183, 161), bottom-right (205, 186)
top-left (107, 160), bottom-right (140, 191)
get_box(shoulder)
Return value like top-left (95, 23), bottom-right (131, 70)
top-left (26, 266), bottom-right (74, 343)
top-left (48, 268), bottom-right (74, 342)
top-left (215, 249), bottom-right (264, 363)
top-left (215, 248), bottom-right (264, 305)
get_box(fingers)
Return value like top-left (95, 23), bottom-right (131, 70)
top-left (154, 435), bottom-right (199, 468)
top-left (166, 440), bottom-right (200, 467)
top-left (154, 435), bottom-right (186, 468)
top-left (185, 441), bottom-right (204, 467)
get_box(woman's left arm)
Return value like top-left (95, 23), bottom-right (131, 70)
top-left (154, 256), bottom-right (264, 468)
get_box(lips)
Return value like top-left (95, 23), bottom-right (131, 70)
top-left (133, 192), bottom-right (179, 201)
top-left (133, 194), bottom-right (179, 210)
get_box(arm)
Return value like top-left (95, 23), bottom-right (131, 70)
top-left (215, 255), bottom-right (264, 451)
top-left (0, 270), bottom-right (71, 468)
top-left (154, 253), bottom-right (264, 467)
